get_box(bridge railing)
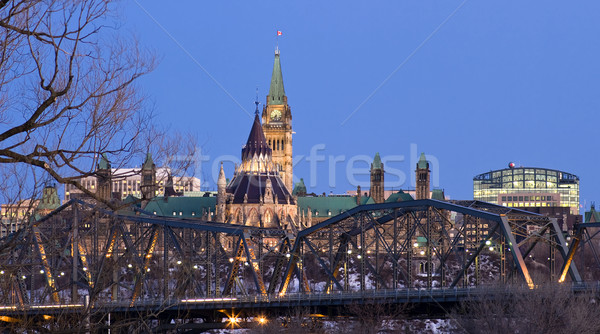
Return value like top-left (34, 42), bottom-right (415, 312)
top-left (1, 282), bottom-right (596, 313)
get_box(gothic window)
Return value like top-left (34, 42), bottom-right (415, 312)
top-left (264, 210), bottom-right (272, 224)
top-left (248, 209), bottom-right (259, 225)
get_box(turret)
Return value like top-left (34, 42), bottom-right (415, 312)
top-left (370, 153), bottom-right (385, 203)
top-left (141, 152), bottom-right (157, 200)
top-left (217, 162), bottom-right (226, 222)
top-left (96, 153), bottom-right (112, 202)
top-left (415, 153), bottom-right (430, 200)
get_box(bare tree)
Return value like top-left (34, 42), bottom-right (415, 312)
top-left (0, 0), bottom-right (162, 208)
top-left (450, 283), bottom-right (600, 334)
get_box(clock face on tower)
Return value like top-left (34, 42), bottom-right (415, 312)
top-left (270, 109), bottom-right (282, 121)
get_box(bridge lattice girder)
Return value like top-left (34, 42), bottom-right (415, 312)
top-left (0, 199), bottom-right (582, 309)
top-left (278, 199), bottom-right (581, 294)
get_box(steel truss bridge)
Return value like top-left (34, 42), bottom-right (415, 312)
top-left (0, 199), bottom-right (587, 330)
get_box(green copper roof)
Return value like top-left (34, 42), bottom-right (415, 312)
top-left (372, 153), bottom-right (382, 169)
top-left (33, 185), bottom-right (61, 220)
top-left (586, 205), bottom-right (600, 223)
top-left (292, 178), bottom-right (307, 196)
top-left (431, 189), bottom-right (445, 201)
top-left (417, 153), bottom-right (428, 169)
top-left (144, 196), bottom-right (217, 219)
top-left (385, 190), bottom-right (414, 203)
top-left (267, 51), bottom-right (286, 105)
top-left (297, 196), bottom-right (374, 217)
top-left (142, 152), bottom-right (154, 170)
top-left (98, 153), bottom-right (110, 170)
top-left (36, 186), bottom-right (61, 212)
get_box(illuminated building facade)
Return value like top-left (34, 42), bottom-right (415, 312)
top-left (473, 166), bottom-right (580, 214)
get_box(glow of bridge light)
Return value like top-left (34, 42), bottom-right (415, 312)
top-left (82, 267), bottom-right (87, 271)
top-left (21, 275), bottom-right (26, 280)
top-left (419, 251), bottom-right (425, 256)
top-left (485, 240), bottom-right (491, 246)
top-left (127, 264), bottom-right (133, 268)
top-left (229, 258), bottom-right (234, 263)
top-left (40, 270), bottom-right (44, 274)
top-left (489, 247), bottom-right (494, 252)
top-left (60, 272), bottom-right (65, 276)
top-left (181, 297), bottom-right (237, 303)
top-left (285, 253), bottom-right (291, 258)
top-left (0, 270), bottom-right (4, 275)
top-left (0, 306), bottom-right (17, 311)
top-left (413, 243), bottom-right (418, 248)
top-left (347, 249), bottom-right (352, 254)
top-left (30, 304), bottom-right (83, 309)
top-left (244, 262), bottom-right (249, 266)
top-left (257, 317), bottom-right (267, 325)
top-left (193, 265), bottom-right (198, 269)
top-left (566, 242), bottom-right (569, 246)
top-left (228, 317), bottom-right (239, 328)
top-left (146, 268), bottom-right (150, 272)
top-left (357, 255), bottom-right (362, 259)
top-left (0, 316), bottom-right (19, 323)
top-left (42, 315), bottom-right (52, 320)
top-left (367, 250), bottom-right (371, 254)
top-left (176, 260), bottom-right (182, 265)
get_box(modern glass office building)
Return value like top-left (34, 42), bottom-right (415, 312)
top-left (473, 166), bottom-right (580, 214)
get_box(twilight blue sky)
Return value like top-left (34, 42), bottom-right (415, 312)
top-left (121, 1), bottom-right (600, 207)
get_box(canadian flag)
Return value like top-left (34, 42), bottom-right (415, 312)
top-left (277, 30), bottom-right (282, 36)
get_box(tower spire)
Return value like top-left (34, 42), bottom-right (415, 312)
top-left (267, 49), bottom-right (285, 105)
top-left (255, 88), bottom-right (260, 116)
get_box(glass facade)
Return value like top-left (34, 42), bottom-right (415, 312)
top-left (473, 167), bottom-right (579, 214)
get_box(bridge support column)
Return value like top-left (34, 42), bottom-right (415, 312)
top-left (72, 203), bottom-right (79, 304)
